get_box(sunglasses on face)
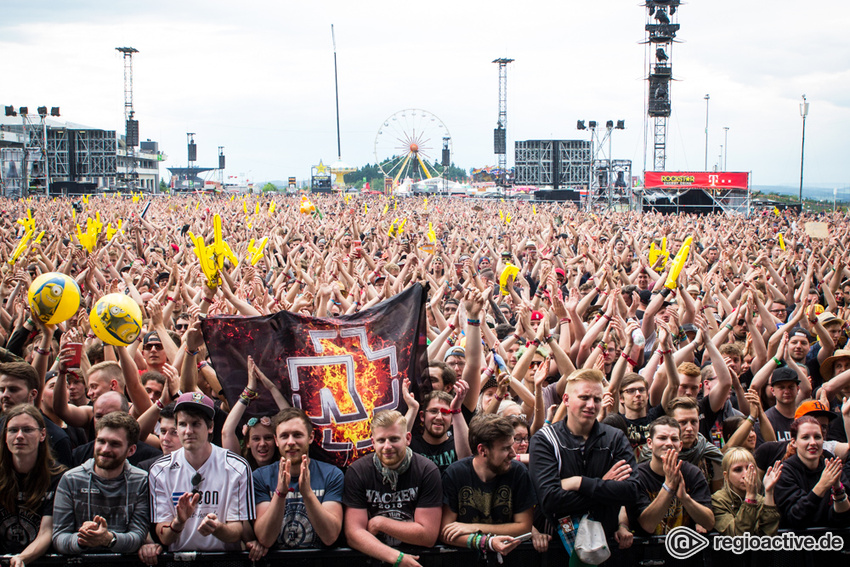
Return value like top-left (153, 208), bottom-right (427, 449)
top-left (175, 324), bottom-right (189, 331)
top-left (143, 343), bottom-right (164, 351)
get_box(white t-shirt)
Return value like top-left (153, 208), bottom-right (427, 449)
top-left (149, 444), bottom-right (255, 551)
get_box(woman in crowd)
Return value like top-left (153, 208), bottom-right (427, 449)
top-left (0, 404), bottom-right (66, 566)
top-left (712, 446), bottom-right (782, 535)
top-left (774, 416), bottom-right (850, 528)
top-left (221, 356), bottom-right (286, 469)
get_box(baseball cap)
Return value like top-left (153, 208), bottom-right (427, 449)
top-left (174, 391), bottom-right (216, 420)
top-left (444, 346), bottom-right (466, 361)
top-left (769, 366), bottom-right (799, 385)
top-left (681, 323), bottom-right (698, 334)
top-left (820, 348), bottom-right (850, 381)
top-left (789, 327), bottom-right (813, 342)
top-left (143, 332), bottom-right (162, 345)
top-left (555, 268), bottom-right (566, 279)
top-left (794, 399), bottom-right (837, 421)
top-left (531, 311), bottom-right (544, 321)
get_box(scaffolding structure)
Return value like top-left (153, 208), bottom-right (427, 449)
top-left (116, 46), bottom-right (139, 191)
top-left (581, 122), bottom-right (630, 210)
top-left (492, 58), bottom-right (513, 187)
top-left (644, 1), bottom-right (681, 171)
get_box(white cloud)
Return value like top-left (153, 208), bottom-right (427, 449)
top-left (2, 0), bottom-right (849, 186)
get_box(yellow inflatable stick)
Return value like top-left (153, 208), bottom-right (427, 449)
top-left (533, 204), bottom-right (537, 215)
top-left (106, 224), bottom-right (116, 241)
top-left (9, 229), bottom-right (34, 264)
top-left (188, 231), bottom-right (219, 288)
top-left (664, 237), bottom-right (692, 290)
top-left (778, 233), bottom-right (786, 251)
top-left (255, 203), bottom-right (260, 215)
top-left (243, 201), bottom-right (248, 215)
top-left (17, 209), bottom-right (35, 233)
top-left (427, 222), bottom-right (436, 243)
top-left (397, 218), bottom-right (407, 234)
top-left (248, 237), bottom-right (268, 265)
top-left (774, 207), bottom-right (780, 217)
top-left (388, 219), bottom-right (397, 237)
top-left (499, 209), bottom-right (504, 221)
top-left (34, 230), bottom-right (45, 245)
top-left (423, 197), bottom-right (428, 212)
top-left (499, 264), bottom-right (520, 296)
top-left (364, 203), bottom-right (368, 214)
top-left (383, 203), bottom-right (389, 215)
top-left (268, 202), bottom-right (276, 216)
top-left (212, 214), bottom-right (239, 271)
top-left (505, 214), bottom-right (512, 224)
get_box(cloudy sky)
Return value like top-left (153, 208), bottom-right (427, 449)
top-left (3, 0), bottom-right (849, 187)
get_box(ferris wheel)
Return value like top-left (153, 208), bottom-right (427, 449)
top-left (374, 109), bottom-right (452, 187)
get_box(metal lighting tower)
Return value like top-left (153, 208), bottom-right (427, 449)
top-left (703, 94), bottom-right (710, 170)
top-left (116, 46), bottom-right (139, 192)
top-left (493, 57), bottom-right (513, 187)
top-left (644, 1), bottom-right (680, 171)
top-left (799, 95), bottom-right (809, 204)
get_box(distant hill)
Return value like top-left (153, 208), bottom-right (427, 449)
top-left (754, 185), bottom-right (850, 202)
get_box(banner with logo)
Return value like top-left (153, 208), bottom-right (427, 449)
top-left (643, 171), bottom-right (749, 190)
top-left (202, 284), bottom-right (429, 468)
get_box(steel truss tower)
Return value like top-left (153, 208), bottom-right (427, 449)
top-left (116, 46), bottom-right (139, 191)
top-left (644, 1), bottom-right (680, 171)
top-left (492, 58), bottom-right (513, 187)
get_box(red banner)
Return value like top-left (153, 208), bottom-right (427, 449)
top-left (643, 171), bottom-right (748, 190)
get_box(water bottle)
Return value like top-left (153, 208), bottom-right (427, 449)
top-left (628, 318), bottom-right (645, 346)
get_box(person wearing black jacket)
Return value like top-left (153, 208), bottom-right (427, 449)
top-left (529, 368), bottom-right (639, 561)
top-left (774, 416), bottom-right (850, 528)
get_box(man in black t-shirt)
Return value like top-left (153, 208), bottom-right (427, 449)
top-left (440, 414), bottom-right (535, 555)
top-left (764, 367), bottom-right (803, 441)
top-left (632, 417), bottom-right (714, 535)
top-left (618, 374), bottom-right (669, 451)
top-left (410, 387), bottom-right (471, 473)
top-left (343, 410), bottom-right (442, 567)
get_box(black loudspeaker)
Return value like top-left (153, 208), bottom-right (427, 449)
top-left (51, 181), bottom-right (96, 196)
top-left (442, 148), bottom-right (450, 167)
top-left (494, 128), bottom-right (506, 154)
top-left (188, 143), bottom-right (197, 162)
top-left (219, 154), bottom-right (225, 169)
top-left (126, 119), bottom-right (139, 146)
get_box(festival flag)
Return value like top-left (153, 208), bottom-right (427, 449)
top-left (202, 284), bottom-right (429, 468)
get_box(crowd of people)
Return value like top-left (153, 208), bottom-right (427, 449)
top-left (0, 193), bottom-right (849, 567)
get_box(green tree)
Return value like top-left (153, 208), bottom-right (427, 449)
top-left (262, 182), bottom-right (278, 193)
top-left (159, 179), bottom-right (168, 193)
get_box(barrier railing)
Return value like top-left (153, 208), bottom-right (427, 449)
top-left (10, 530), bottom-right (850, 567)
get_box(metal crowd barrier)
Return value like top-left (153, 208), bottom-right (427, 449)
top-left (9, 530), bottom-right (850, 567)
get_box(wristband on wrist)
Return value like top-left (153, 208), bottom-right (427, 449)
top-left (746, 415), bottom-right (756, 425)
top-left (201, 295), bottom-right (214, 304)
top-left (559, 317), bottom-right (571, 325)
top-left (186, 349), bottom-right (200, 357)
top-left (621, 352), bottom-right (638, 366)
top-left (544, 419), bottom-right (552, 425)
top-left (394, 552), bottom-right (404, 567)
top-left (744, 498), bottom-right (758, 505)
top-left (155, 399), bottom-right (165, 410)
top-left (771, 356), bottom-right (781, 366)
top-left (467, 318), bottom-right (481, 326)
top-left (661, 482), bottom-right (673, 494)
top-left (34, 346), bottom-right (49, 356)
top-left (724, 324), bottom-right (733, 330)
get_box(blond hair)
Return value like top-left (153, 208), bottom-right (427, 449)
top-left (371, 409), bottom-right (407, 433)
top-left (565, 368), bottom-right (605, 392)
